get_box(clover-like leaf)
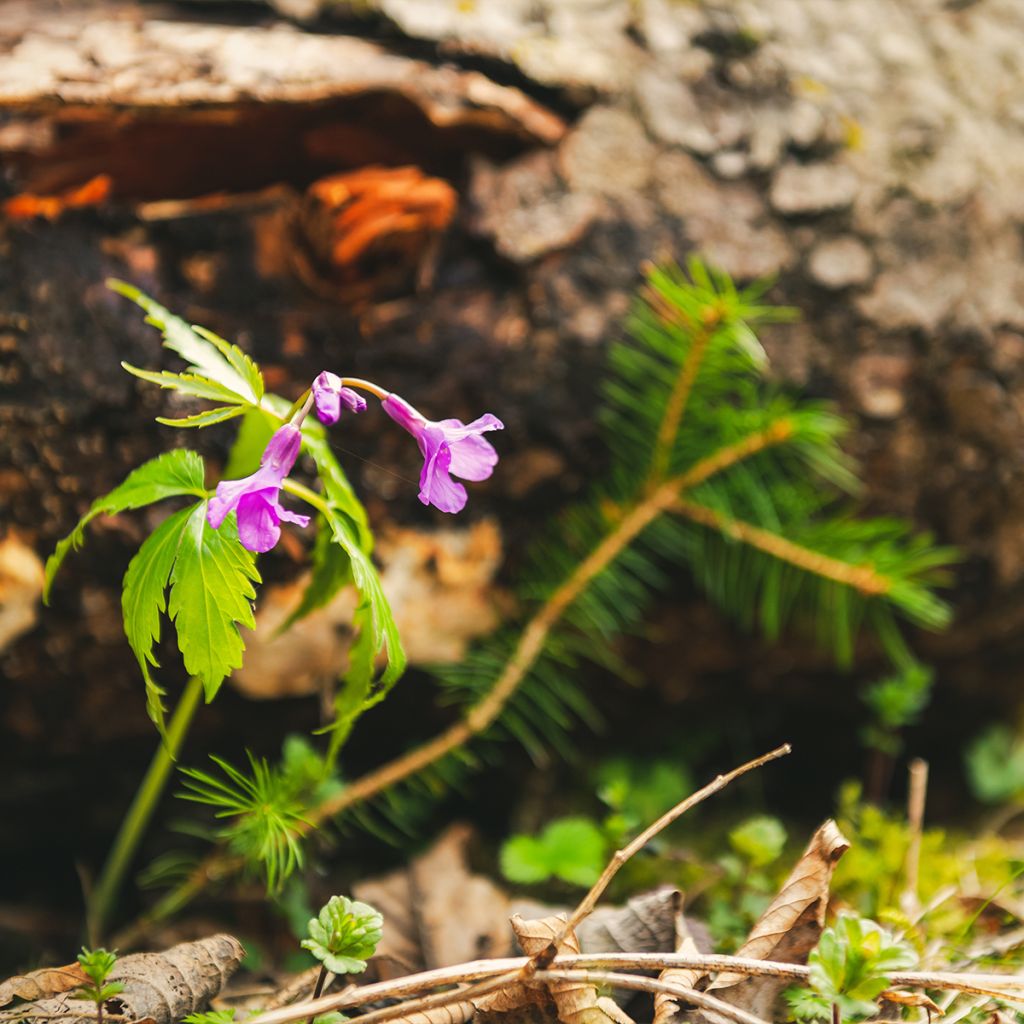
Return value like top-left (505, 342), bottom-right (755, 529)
top-left (301, 895), bottom-right (383, 975)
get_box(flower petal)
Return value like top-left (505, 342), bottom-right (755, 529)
top-left (208, 472), bottom-right (267, 528)
top-left (260, 423), bottom-right (303, 477)
top-left (448, 432), bottom-right (499, 481)
top-left (276, 505), bottom-right (311, 528)
top-left (236, 491), bottom-right (282, 553)
top-left (436, 413), bottom-right (504, 439)
top-left (313, 372), bottom-right (367, 424)
top-left (418, 441), bottom-right (467, 513)
top-left (382, 393), bottom-right (426, 437)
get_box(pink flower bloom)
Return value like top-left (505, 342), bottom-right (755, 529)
top-left (207, 424), bottom-right (311, 552)
top-left (312, 371), bottom-right (367, 425)
top-left (382, 393), bottom-right (503, 513)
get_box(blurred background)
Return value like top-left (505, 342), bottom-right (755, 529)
top-left (3, 0), bottom-right (1024, 977)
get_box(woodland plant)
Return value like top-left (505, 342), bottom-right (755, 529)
top-left (46, 261), bottom-right (955, 945)
top-left (74, 948), bottom-right (124, 1024)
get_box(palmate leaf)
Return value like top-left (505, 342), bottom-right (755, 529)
top-left (157, 405), bottom-right (249, 429)
top-left (122, 505), bottom-right (196, 735)
top-left (44, 449), bottom-right (207, 600)
top-left (168, 504), bottom-right (261, 702)
top-left (108, 279), bottom-right (263, 403)
top-left (121, 364), bottom-right (253, 406)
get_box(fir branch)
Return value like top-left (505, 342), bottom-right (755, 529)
top-left (673, 499), bottom-right (890, 596)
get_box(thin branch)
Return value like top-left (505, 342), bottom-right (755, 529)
top-left (536, 969), bottom-right (769, 1024)
top-left (648, 302), bottom-right (719, 482)
top-left (117, 418), bottom-right (797, 943)
top-left (901, 758), bottom-right (929, 917)
top-left (242, 951), bottom-right (1024, 1024)
top-left (672, 499), bottom-right (891, 596)
top-left (534, 745), bottom-right (791, 968)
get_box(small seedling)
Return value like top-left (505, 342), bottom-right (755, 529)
top-left (500, 817), bottom-right (608, 888)
top-left (75, 948), bottom-right (125, 1024)
top-left (299, 895), bottom-right (382, 1023)
top-left (786, 913), bottom-right (917, 1022)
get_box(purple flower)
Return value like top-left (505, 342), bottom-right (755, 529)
top-left (382, 393), bottom-right (503, 514)
top-left (207, 424), bottom-right (311, 552)
top-left (312, 371), bottom-right (367, 425)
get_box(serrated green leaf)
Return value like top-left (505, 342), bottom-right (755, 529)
top-left (121, 363), bottom-right (252, 407)
top-left (157, 405), bottom-right (249, 429)
top-left (193, 325), bottom-right (264, 402)
top-left (108, 280), bottom-right (259, 402)
top-left (45, 449), bottom-right (207, 601)
top-left (167, 504), bottom-right (261, 701)
top-left (303, 428), bottom-right (373, 552)
top-left (323, 506), bottom-right (405, 699)
top-left (122, 505), bottom-right (196, 736)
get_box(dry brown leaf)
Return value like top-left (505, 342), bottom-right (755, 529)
top-left (880, 989), bottom-right (943, 1014)
top-left (0, 935), bottom-right (244, 1024)
top-left (512, 886), bottom-right (710, 959)
top-left (479, 914), bottom-right (635, 1024)
top-left (652, 893), bottom-right (705, 1024)
top-left (706, 820), bottom-right (849, 1019)
top-left (0, 965), bottom-right (88, 1008)
top-left (353, 824), bottom-right (510, 974)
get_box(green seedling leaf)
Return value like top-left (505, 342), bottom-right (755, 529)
top-left (729, 815), bottom-right (788, 868)
top-left (966, 725), bottom-right (1024, 804)
top-left (157, 405), bottom-right (249, 429)
top-left (76, 948), bottom-right (118, 989)
top-left (301, 895), bottom-right (383, 975)
top-left (168, 504), bottom-right (261, 702)
top-left (184, 1011), bottom-right (238, 1024)
top-left (501, 817), bottom-right (607, 888)
top-left (122, 505), bottom-right (196, 736)
top-left (109, 280), bottom-right (261, 403)
top-left (121, 364), bottom-right (253, 407)
top-left (45, 449), bottom-right (207, 600)
top-left (804, 913), bottom-right (917, 1021)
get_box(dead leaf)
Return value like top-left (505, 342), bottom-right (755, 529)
top-left (479, 914), bottom-right (635, 1024)
top-left (652, 893), bottom-right (705, 1024)
top-left (706, 820), bottom-right (849, 1019)
top-left (0, 935), bottom-right (244, 1024)
top-left (512, 886), bottom-right (710, 959)
top-left (880, 990), bottom-right (943, 1014)
top-left (353, 825), bottom-right (510, 974)
top-left (0, 532), bottom-right (45, 654)
top-left (0, 965), bottom-right (88, 1008)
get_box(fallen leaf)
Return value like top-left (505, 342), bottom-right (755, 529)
top-left (353, 825), bottom-right (510, 973)
top-left (0, 935), bottom-right (244, 1024)
top-left (479, 914), bottom-right (635, 1024)
top-left (880, 989), bottom-right (943, 1014)
top-left (706, 820), bottom-right (849, 1019)
top-left (0, 965), bottom-right (88, 1008)
top-left (512, 886), bottom-right (710, 958)
top-left (652, 893), bottom-right (705, 1024)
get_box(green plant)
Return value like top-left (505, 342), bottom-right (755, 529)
top-left (300, 895), bottom-right (382, 1017)
top-left (501, 817), bottom-right (608, 888)
top-left (861, 662), bottom-right (933, 757)
top-left (75, 948), bottom-right (124, 1024)
top-left (966, 725), bottom-right (1024, 805)
top-left (786, 913), bottom-right (917, 1022)
top-left (104, 260), bottom-right (953, 940)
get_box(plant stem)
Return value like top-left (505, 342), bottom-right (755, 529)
top-left (88, 674), bottom-right (204, 943)
top-left (305, 965), bottom-right (329, 1024)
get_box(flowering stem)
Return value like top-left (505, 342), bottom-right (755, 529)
top-left (88, 674), bottom-right (204, 943)
top-left (339, 377), bottom-right (389, 401)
